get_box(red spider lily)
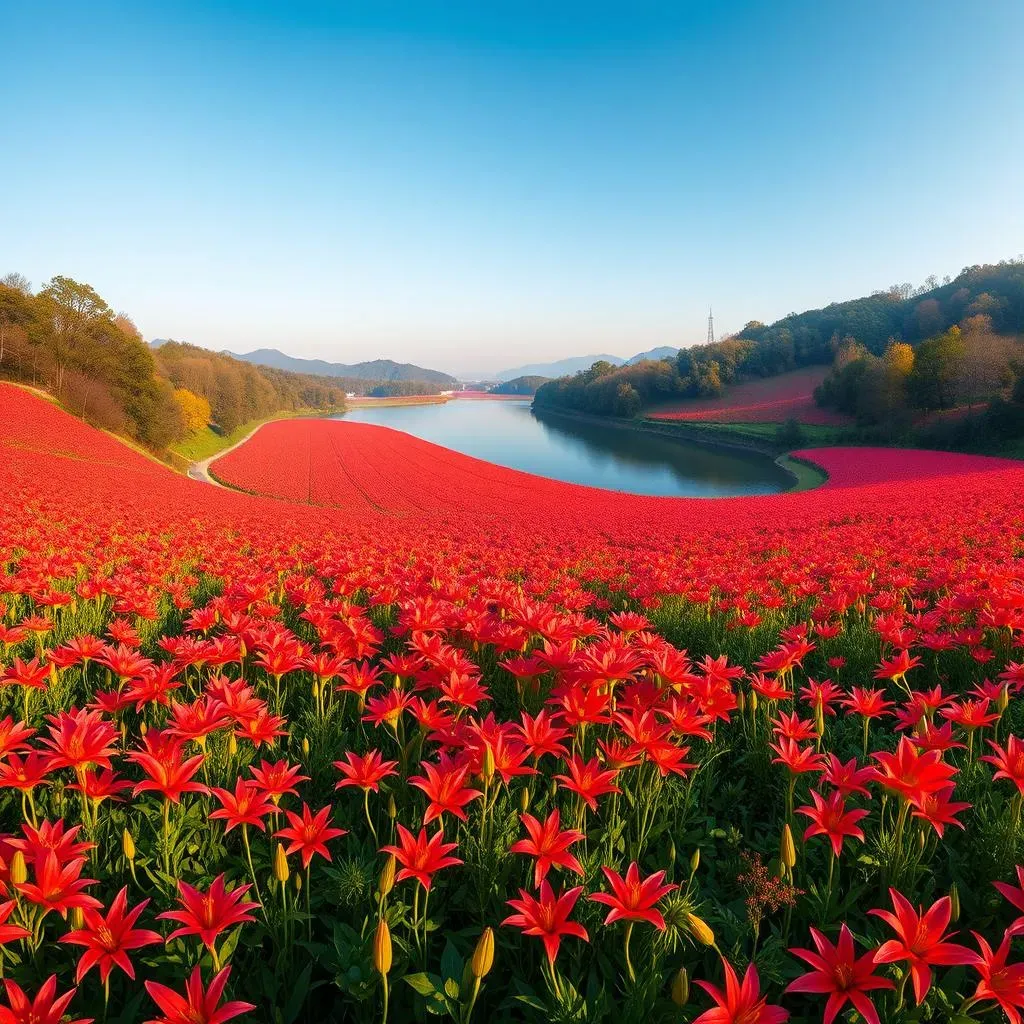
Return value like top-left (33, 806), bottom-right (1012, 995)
top-left (234, 709), bottom-right (287, 748)
top-left (515, 710), bottom-right (570, 762)
top-left (909, 786), bottom-right (970, 837)
top-left (0, 901), bottom-right (30, 945)
top-left (769, 737), bottom-right (826, 775)
top-left (17, 850), bottom-right (102, 917)
top-left (554, 755), bottom-right (621, 811)
top-left (797, 790), bottom-right (869, 857)
top-left (589, 862), bottom-right (677, 928)
top-left (248, 759), bottom-right (309, 804)
top-left (818, 755), bottom-right (874, 797)
top-left (165, 696), bottom-right (230, 744)
top-left (970, 932), bottom-right (1024, 1024)
top-left (362, 690), bottom-right (414, 729)
top-left (479, 732), bottom-right (537, 784)
top-left (59, 886), bottom-right (162, 983)
top-left (0, 657), bottom-right (50, 691)
top-left (869, 888), bottom-right (977, 1004)
top-left (874, 650), bottom-right (921, 684)
top-left (38, 708), bottom-right (119, 772)
top-left (772, 711), bottom-right (818, 743)
top-left (209, 779), bottom-right (277, 834)
top-left (158, 875), bottom-right (259, 953)
top-left (841, 687), bottom-right (893, 719)
top-left (274, 803), bottom-right (347, 868)
top-left (127, 734), bottom-right (209, 804)
top-left (144, 965), bottom-right (255, 1024)
top-left (381, 825), bottom-right (462, 891)
top-left (333, 750), bottom-right (399, 792)
top-left (870, 736), bottom-right (957, 803)
top-left (8, 819), bottom-right (94, 865)
top-left (0, 717), bottom-right (35, 758)
top-left (0, 975), bottom-right (91, 1024)
top-left (983, 736), bottom-right (1024, 795)
top-left (786, 923), bottom-right (893, 1024)
top-left (408, 760), bottom-right (482, 824)
top-left (993, 865), bottom-right (1024, 936)
top-left (693, 955), bottom-right (790, 1024)
top-left (502, 882), bottom-right (588, 965)
top-left (510, 810), bottom-right (585, 888)
top-left (0, 753), bottom-right (53, 793)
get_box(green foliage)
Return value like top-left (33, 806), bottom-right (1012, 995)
top-left (490, 376), bottom-right (551, 395)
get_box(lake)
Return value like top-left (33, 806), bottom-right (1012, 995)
top-left (337, 399), bottom-right (789, 497)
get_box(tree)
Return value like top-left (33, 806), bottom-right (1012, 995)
top-left (884, 341), bottom-right (914, 377)
top-left (37, 276), bottom-right (113, 395)
top-left (0, 272), bottom-right (31, 295)
top-left (613, 382), bottom-right (641, 417)
top-left (174, 388), bottom-right (212, 433)
top-left (908, 327), bottom-right (966, 410)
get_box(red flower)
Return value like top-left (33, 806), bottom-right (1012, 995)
top-left (693, 955), bottom-right (790, 1024)
top-left (770, 737), bottom-right (826, 775)
top-left (274, 803), bottom-right (347, 868)
top-left (786, 923), bottom-right (893, 1024)
top-left (158, 875), bottom-right (259, 953)
top-left (0, 901), bottom-right (30, 946)
top-left (554, 755), bottom-right (620, 812)
top-left (0, 975), bottom-right (91, 1024)
top-left (128, 733), bottom-right (209, 804)
top-left (209, 779), bottom-right (277, 834)
top-left (509, 809), bottom-right (585, 888)
top-left (38, 708), bottom-right (119, 772)
top-left (502, 881), bottom-right (588, 965)
top-left (248, 759), bottom-right (309, 804)
top-left (409, 760), bottom-right (482, 824)
top-left (589, 861), bottom-right (677, 929)
top-left (797, 790), bottom-right (869, 857)
top-left (993, 865), bottom-right (1024, 937)
top-left (144, 965), bottom-right (254, 1024)
top-left (983, 736), bottom-right (1024, 795)
top-left (17, 850), bottom-right (102, 918)
top-left (381, 825), bottom-right (462, 891)
top-left (60, 886), bottom-right (162, 983)
top-left (970, 932), bottom-right (1024, 1024)
top-left (870, 888), bottom-right (977, 1004)
top-left (870, 736), bottom-right (957, 803)
top-left (333, 750), bottom-right (398, 793)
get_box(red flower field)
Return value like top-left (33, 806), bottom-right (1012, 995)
top-left (648, 367), bottom-right (850, 425)
top-left (3, 379), bottom-right (1024, 1023)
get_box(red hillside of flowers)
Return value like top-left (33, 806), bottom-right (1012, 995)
top-left (4, 378), bottom-right (1024, 1023)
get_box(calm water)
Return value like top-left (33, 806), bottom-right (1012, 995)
top-left (337, 400), bottom-right (788, 497)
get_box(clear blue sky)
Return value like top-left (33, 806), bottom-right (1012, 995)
top-left (5, 1), bottom-right (1023, 375)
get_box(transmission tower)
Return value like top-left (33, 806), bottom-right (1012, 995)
top-left (706, 308), bottom-right (715, 345)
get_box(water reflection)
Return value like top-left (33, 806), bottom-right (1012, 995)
top-left (336, 399), bottom-right (788, 498)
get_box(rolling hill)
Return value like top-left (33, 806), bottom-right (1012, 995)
top-left (226, 347), bottom-right (458, 386)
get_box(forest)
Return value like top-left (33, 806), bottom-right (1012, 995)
top-left (534, 260), bottom-right (1024, 420)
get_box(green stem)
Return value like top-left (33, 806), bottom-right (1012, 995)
top-left (623, 920), bottom-right (635, 983)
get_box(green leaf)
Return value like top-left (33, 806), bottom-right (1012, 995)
top-left (404, 973), bottom-right (439, 997)
top-left (283, 963), bottom-right (312, 1024)
top-left (443, 977), bottom-right (460, 1000)
top-left (441, 939), bottom-right (463, 983)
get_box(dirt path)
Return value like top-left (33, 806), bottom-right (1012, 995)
top-left (188, 423), bottom-right (269, 486)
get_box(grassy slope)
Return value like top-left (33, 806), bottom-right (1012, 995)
top-left (171, 409), bottom-right (336, 462)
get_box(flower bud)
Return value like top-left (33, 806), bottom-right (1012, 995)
top-left (387, 795), bottom-right (397, 819)
top-left (690, 848), bottom-right (700, 874)
top-left (998, 686), bottom-right (1010, 714)
top-left (749, 690), bottom-right (758, 713)
top-left (273, 843), bottom-right (290, 883)
top-left (139, 721), bottom-right (148, 736)
top-left (470, 927), bottom-right (494, 979)
top-left (378, 854), bottom-right (396, 898)
top-left (294, 872), bottom-right (302, 894)
top-left (373, 918), bottom-right (392, 975)
top-left (519, 786), bottom-right (530, 813)
top-left (667, 840), bottom-right (676, 869)
top-left (301, 737), bottom-right (310, 757)
top-left (9, 851), bottom-right (27, 886)
top-left (69, 907), bottom-right (85, 930)
top-left (122, 828), bottom-right (136, 862)
top-left (780, 824), bottom-right (797, 871)
top-left (481, 743), bottom-right (495, 783)
top-left (736, 689), bottom-right (746, 714)
top-left (685, 913), bottom-right (715, 947)
top-left (949, 883), bottom-right (960, 922)
top-left (670, 966), bottom-right (689, 1007)
top-left (228, 733), bottom-right (238, 756)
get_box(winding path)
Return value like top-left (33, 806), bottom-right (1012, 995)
top-left (188, 423), bottom-right (269, 485)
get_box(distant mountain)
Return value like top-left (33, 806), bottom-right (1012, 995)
top-left (228, 348), bottom-right (457, 386)
top-left (626, 345), bottom-right (679, 365)
top-left (494, 354), bottom-right (624, 382)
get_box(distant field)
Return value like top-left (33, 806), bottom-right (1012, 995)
top-left (647, 366), bottom-right (850, 425)
top-left (346, 394), bottom-right (449, 407)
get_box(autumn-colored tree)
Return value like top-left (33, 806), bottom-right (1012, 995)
top-left (908, 327), bottom-right (966, 410)
top-left (884, 341), bottom-right (914, 377)
top-left (174, 388), bottom-right (212, 433)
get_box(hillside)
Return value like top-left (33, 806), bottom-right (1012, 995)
top-left (227, 346), bottom-right (457, 387)
top-left (495, 353), bottom-right (625, 381)
top-left (489, 374), bottom-right (550, 395)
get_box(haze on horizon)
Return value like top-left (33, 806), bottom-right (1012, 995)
top-left (4, 0), bottom-right (1023, 377)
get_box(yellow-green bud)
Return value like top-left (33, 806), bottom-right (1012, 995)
top-left (228, 733), bottom-right (238, 756)
top-left (273, 843), bottom-right (290, 883)
top-left (9, 851), bottom-right (27, 886)
top-left (122, 828), bottom-right (136, 862)
top-left (780, 824), bottom-right (797, 871)
top-left (519, 787), bottom-right (530, 813)
top-left (387, 795), bottom-right (397, 819)
top-left (949, 883), bottom-right (960, 922)
top-left (671, 966), bottom-right (690, 1006)
top-left (685, 913), bottom-right (715, 946)
top-left (301, 737), bottom-right (310, 757)
top-left (749, 690), bottom-right (758, 713)
top-left (690, 848), bottom-right (700, 874)
top-left (373, 918), bottom-right (392, 975)
top-left (736, 689), bottom-right (746, 713)
top-left (470, 927), bottom-right (495, 979)
top-left (481, 743), bottom-right (495, 783)
top-left (379, 854), bottom-right (396, 898)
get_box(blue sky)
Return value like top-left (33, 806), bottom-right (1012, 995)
top-left (4, 1), bottom-right (1023, 375)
